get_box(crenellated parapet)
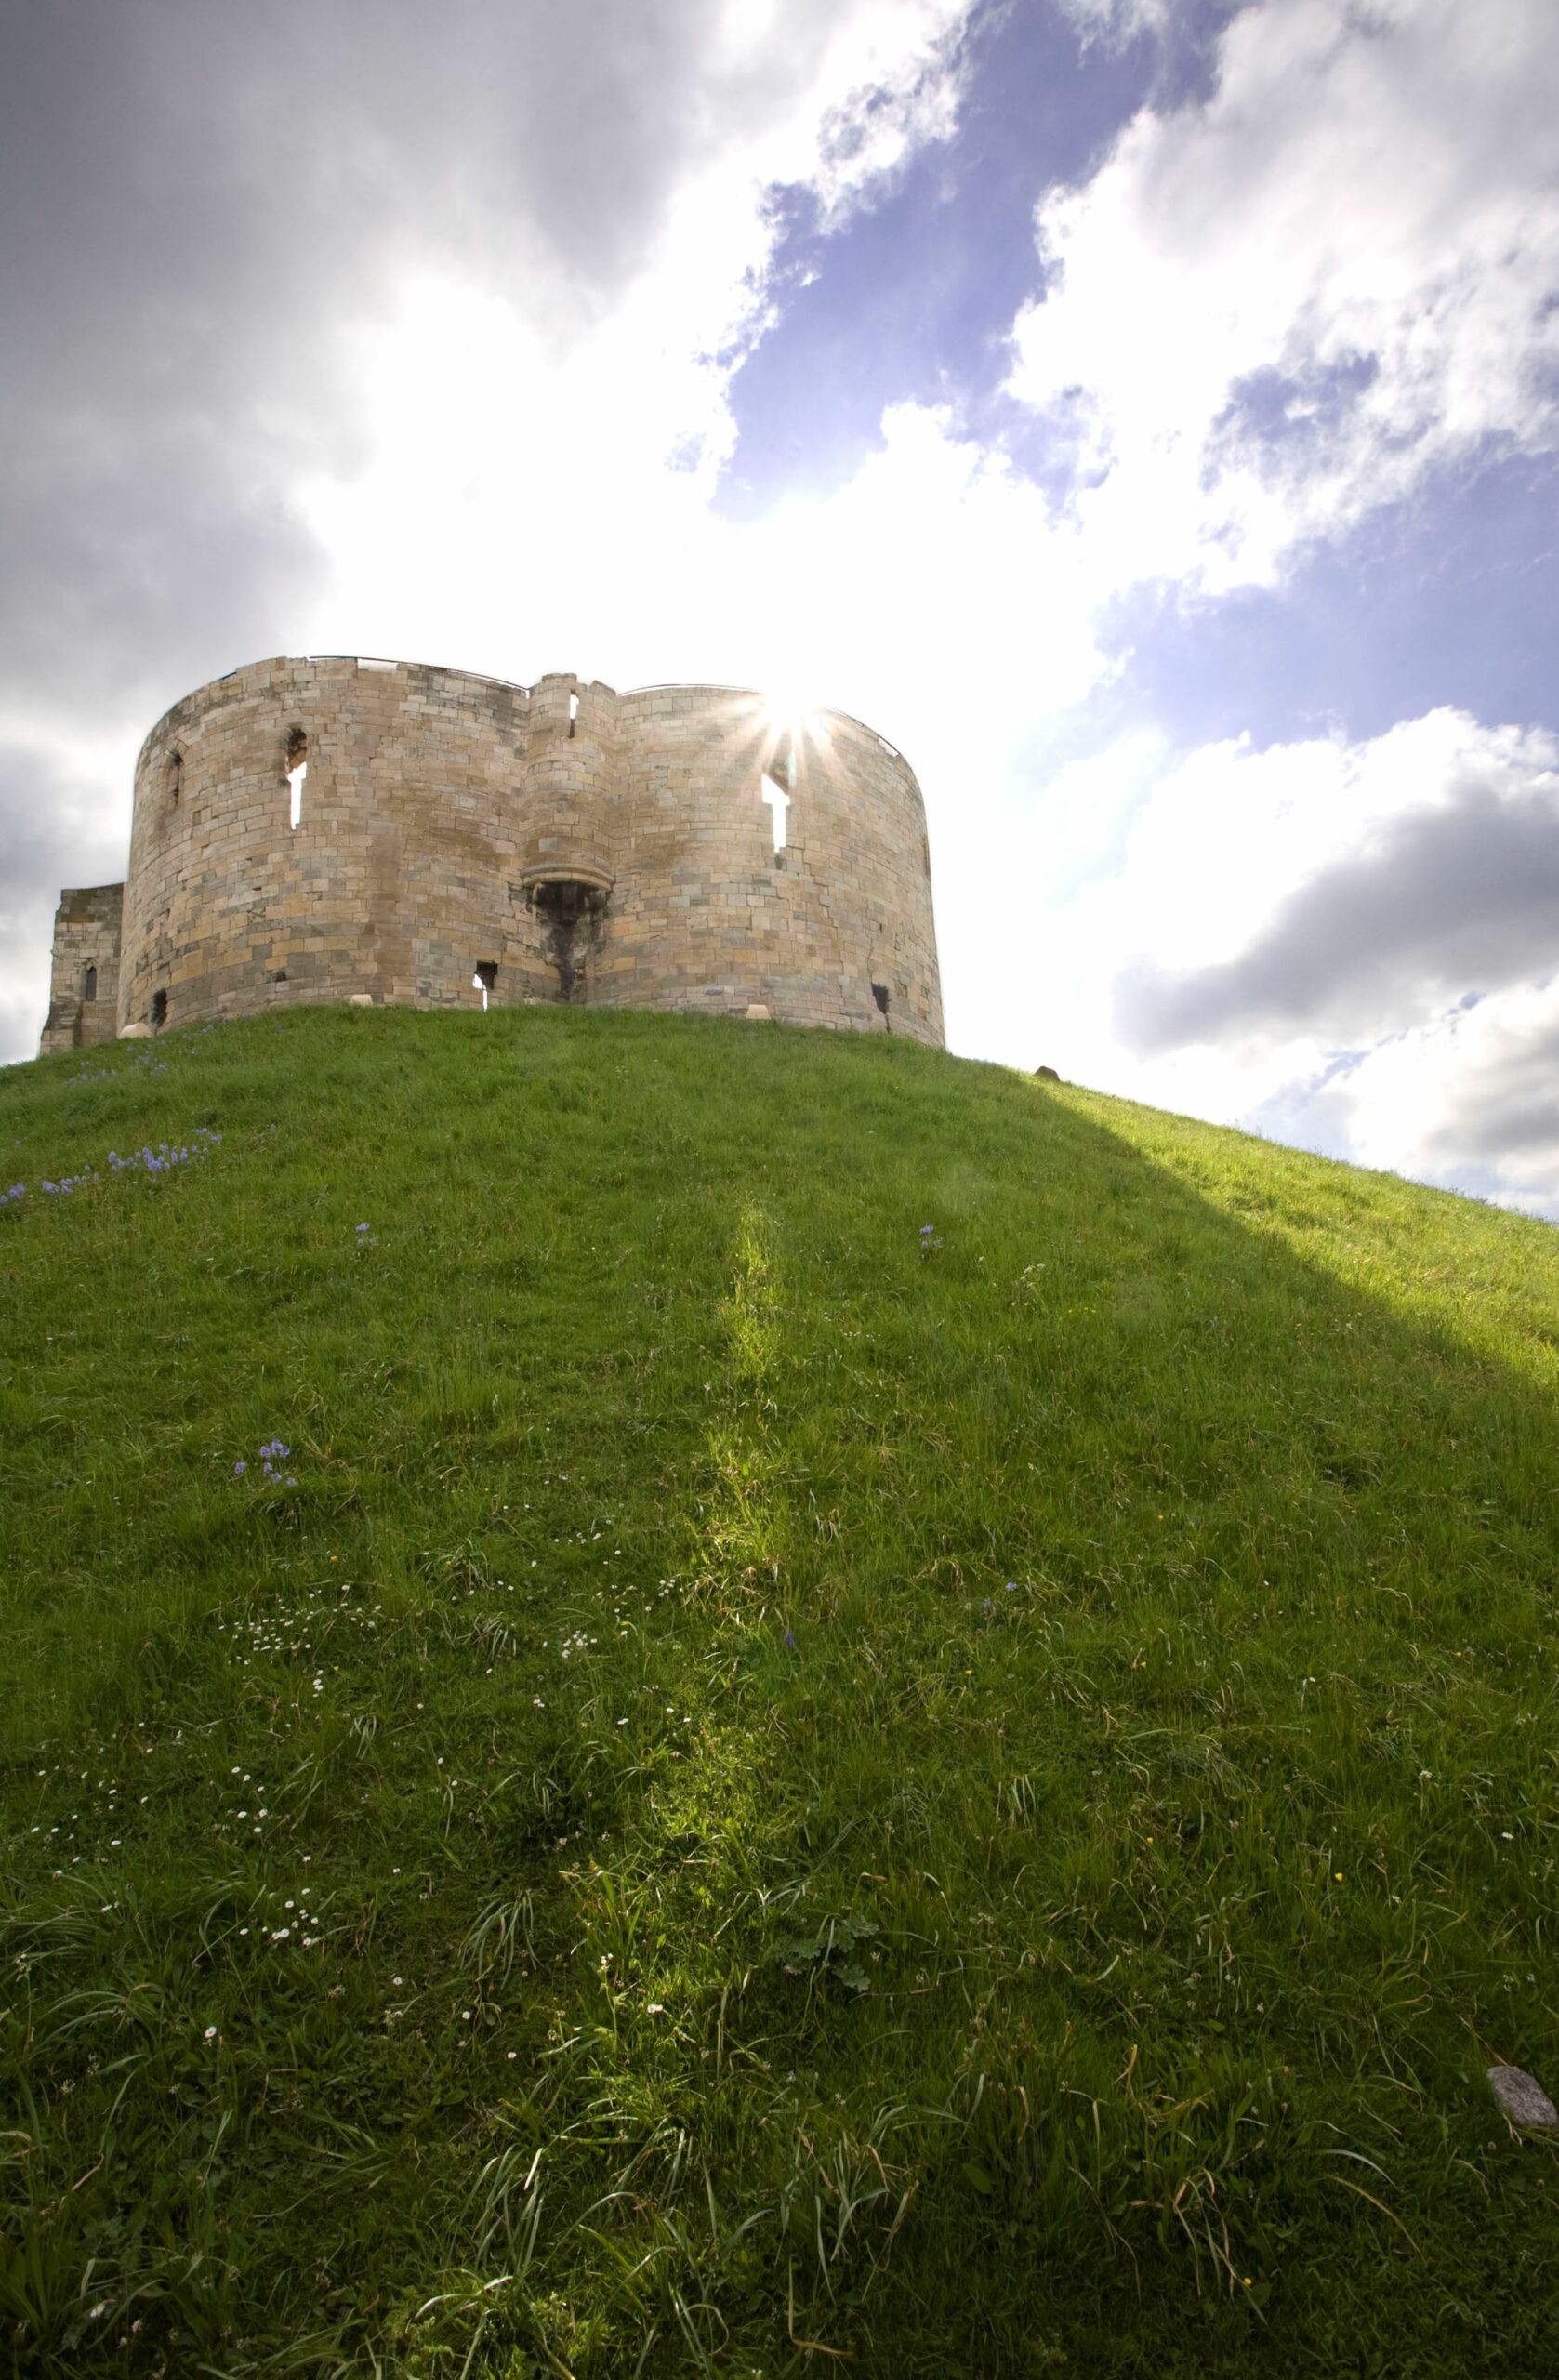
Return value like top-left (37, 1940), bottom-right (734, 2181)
top-left (40, 656), bottom-right (943, 1051)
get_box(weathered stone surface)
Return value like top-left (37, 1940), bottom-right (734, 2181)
top-left (39, 883), bottom-right (124, 1055)
top-left (1488, 2064), bottom-right (1559, 2130)
top-left (40, 659), bottom-right (943, 1052)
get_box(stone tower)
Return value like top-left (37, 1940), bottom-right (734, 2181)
top-left (40, 656), bottom-right (943, 1051)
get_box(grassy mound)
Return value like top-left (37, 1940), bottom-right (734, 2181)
top-left (3, 1004), bottom-right (1557, 2377)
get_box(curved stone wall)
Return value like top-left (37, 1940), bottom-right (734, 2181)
top-left (75, 655), bottom-right (940, 1047)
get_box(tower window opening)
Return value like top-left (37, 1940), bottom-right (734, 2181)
top-left (762, 736), bottom-right (793, 853)
top-left (284, 727), bottom-right (308, 829)
top-left (167, 750), bottom-right (182, 806)
top-left (474, 960), bottom-right (497, 1011)
top-left (568, 690), bottom-right (578, 739)
top-left (872, 981), bottom-right (891, 1020)
top-left (151, 989), bottom-right (168, 1028)
top-left (84, 963), bottom-right (98, 1003)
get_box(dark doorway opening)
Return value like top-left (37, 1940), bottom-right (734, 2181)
top-left (84, 964), bottom-right (98, 1003)
top-left (533, 881), bottom-right (607, 1003)
top-left (151, 989), bottom-right (168, 1028)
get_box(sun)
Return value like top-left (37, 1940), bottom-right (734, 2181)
top-left (754, 682), bottom-right (831, 760)
top-left (746, 685), bottom-right (831, 853)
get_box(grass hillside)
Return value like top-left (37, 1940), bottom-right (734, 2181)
top-left (4, 1004), bottom-right (1558, 2379)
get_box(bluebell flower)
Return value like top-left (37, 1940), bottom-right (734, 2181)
top-left (233, 1461), bottom-right (246, 1476)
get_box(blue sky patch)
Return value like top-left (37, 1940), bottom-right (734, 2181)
top-left (715, 1), bottom-right (1160, 517)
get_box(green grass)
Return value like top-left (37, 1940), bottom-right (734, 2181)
top-left (3, 1002), bottom-right (1558, 2377)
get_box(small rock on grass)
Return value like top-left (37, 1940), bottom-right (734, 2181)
top-left (1034, 1064), bottom-right (1061, 1083)
top-left (1487, 2065), bottom-right (1559, 2131)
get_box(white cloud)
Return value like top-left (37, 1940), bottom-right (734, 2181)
top-left (303, 359), bottom-right (1109, 834)
top-left (1325, 979), bottom-right (1559, 1212)
top-left (799, 1), bottom-right (969, 229)
top-left (1098, 709), bottom-right (1559, 1016)
top-left (1008, 0), bottom-right (1559, 590)
top-left (0, 0), bottom-right (973, 1060)
top-left (1049, 0), bottom-right (1173, 45)
top-left (973, 707), bottom-right (1559, 1211)
top-left (0, 721), bottom-right (138, 1064)
top-left (10, 0), bottom-right (1556, 1236)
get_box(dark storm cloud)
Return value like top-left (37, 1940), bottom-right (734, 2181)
top-left (1427, 1013), bottom-right (1559, 1164)
top-left (0, 746), bottom-right (125, 938)
top-left (1, 0), bottom-right (850, 713)
top-left (0, 734), bottom-right (129, 1051)
top-left (0, 0), bottom-right (881, 1058)
top-left (1116, 763), bottom-right (1559, 1052)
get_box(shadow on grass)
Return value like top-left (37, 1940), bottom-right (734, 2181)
top-left (630, 1054), bottom-right (1559, 2376)
top-left (2, 1008), bottom-right (1557, 2377)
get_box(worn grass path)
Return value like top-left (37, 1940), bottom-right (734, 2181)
top-left (3, 1003), bottom-right (1557, 2376)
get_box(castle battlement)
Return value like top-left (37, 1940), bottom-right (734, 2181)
top-left (40, 656), bottom-right (942, 1052)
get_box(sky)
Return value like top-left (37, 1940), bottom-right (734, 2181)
top-left (5, 0), bottom-right (1558, 1210)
